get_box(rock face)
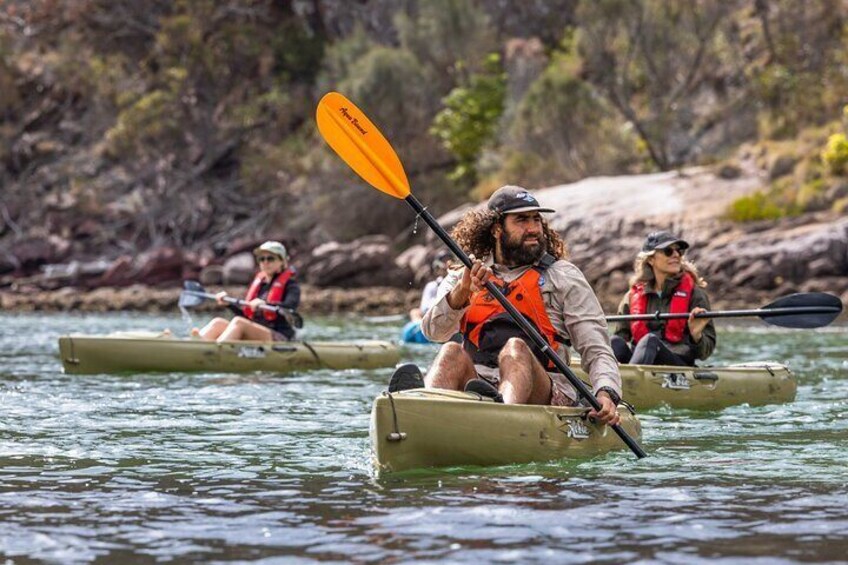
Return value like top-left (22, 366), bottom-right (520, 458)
top-left (557, 215), bottom-right (848, 311)
top-left (300, 235), bottom-right (414, 288)
top-left (0, 284), bottom-right (418, 315)
top-left (222, 253), bottom-right (256, 285)
top-left (409, 168), bottom-right (848, 312)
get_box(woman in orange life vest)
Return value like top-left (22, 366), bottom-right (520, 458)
top-left (610, 231), bottom-right (716, 366)
top-left (193, 241), bottom-right (301, 342)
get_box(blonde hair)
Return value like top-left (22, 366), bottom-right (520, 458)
top-left (629, 250), bottom-right (707, 288)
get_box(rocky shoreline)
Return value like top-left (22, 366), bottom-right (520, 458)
top-left (2, 279), bottom-right (844, 323)
top-left (3, 169), bottom-right (846, 319)
top-left (0, 284), bottom-right (420, 316)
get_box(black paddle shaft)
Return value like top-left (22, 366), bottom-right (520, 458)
top-left (405, 195), bottom-right (647, 459)
top-left (607, 306), bottom-right (841, 321)
top-left (606, 292), bottom-right (843, 330)
top-left (181, 285), bottom-right (303, 328)
top-left (183, 289), bottom-right (281, 314)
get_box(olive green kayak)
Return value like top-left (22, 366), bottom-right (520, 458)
top-left (59, 331), bottom-right (400, 374)
top-left (569, 360), bottom-right (796, 410)
top-left (370, 388), bottom-right (641, 473)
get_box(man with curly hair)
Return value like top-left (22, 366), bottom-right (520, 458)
top-left (389, 185), bottom-right (622, 425)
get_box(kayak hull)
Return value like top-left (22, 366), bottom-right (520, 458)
top-left (59, 332), bottom-right (400, 374)
top-left (570, 360), bottom-right (796, 410)
top-left (370, 388), bottom-right (641, 473)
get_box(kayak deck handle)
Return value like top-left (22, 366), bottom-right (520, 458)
top-left (384, 392), bottom-right (408, 442)
top-left (64, 337), bottom-right (80, 365)
top-left (693, 371), bottom-right (719, 382)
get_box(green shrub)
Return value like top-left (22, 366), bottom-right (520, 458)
top-left (430, 53), bottom-right (506, 182)
top-left (396, 0), bottom-right (496, 90)
top-left (505, 42), bottom-right (641, 185)
top-left (726, 192), bottom-right (786, 222)
top-left (796, 178), bottom-right (829, 211)
top-left (821, 133), bottom-right (848, 175)
top-left (104, 89), bottom-right (180, 157)
top-left (833, 196), bottom-right (848, 214)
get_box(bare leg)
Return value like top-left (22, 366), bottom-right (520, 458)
top-left (497, 338), bottom-right (552, 405)
top-left (216, 317), bottom-right (275, 342)
top-left (424, 342), bottom-right (477, 391)
top-left (195, 318), bottom-right (230, 341)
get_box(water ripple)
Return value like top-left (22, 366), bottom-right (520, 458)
top-left (0, 313), bottom-right (846, 562)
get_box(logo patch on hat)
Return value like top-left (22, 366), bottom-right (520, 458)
top-left (516, 191), bottom-right (535, 202)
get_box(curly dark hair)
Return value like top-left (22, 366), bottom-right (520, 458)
top-left (450, 209), bottom-right (567, 261)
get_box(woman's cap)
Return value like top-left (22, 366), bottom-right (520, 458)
top-left (642, 231), bottom-right (690, 252)
top-left (253, 241), bottom-right (288, 259)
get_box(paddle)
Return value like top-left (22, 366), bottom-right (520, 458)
top-left (179, 280), bottom-right (303, 329)
top-left (606, 292), bottom-right (843, 329)
top-left (316, 91), bottom-right (647, 459)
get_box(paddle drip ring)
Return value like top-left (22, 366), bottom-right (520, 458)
top-left (412, 206), bottom-right (428, 235)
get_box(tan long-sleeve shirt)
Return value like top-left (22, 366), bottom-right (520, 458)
top-left (421, 257), bottom-right (622, 401)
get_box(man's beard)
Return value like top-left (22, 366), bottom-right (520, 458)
top-left (499, 230), bottom-right (546, 266)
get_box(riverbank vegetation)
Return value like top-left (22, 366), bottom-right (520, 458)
top-left (1, 0), bottom-right (847, 279)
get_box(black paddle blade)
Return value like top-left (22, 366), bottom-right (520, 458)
top-left (178, 291), bottom-right (205, 309)
top-left (183, 280), bottom-right (206, 293)
top-left (178, 280), bottom-right (208, 309)
top-left (761, 292), bottom-right (843, 329)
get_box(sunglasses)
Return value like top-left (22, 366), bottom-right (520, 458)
top-left (257, 255), bottom-right (280, 263)
top-left (660, 246), bottom-right (686, 257)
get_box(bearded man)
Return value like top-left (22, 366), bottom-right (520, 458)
top-left (389, 185), bottom-right (622, 425)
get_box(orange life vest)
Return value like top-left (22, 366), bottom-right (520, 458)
top-left (460, 256), bottom-right (563, 368)
top-left (243, 268), bottom-right (295, 322)
top-left (629, 272), bottom-right (695, 344)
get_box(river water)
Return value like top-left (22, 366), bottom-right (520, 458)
top-left (0, 312), bottom-right (846, 563)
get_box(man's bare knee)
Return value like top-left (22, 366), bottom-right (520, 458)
top-left (439, 341), bottom-right (465, 359)
top-left (499, 338), bottom-right (533, 363)
top-left (427, 341), bottom-right (474, 390)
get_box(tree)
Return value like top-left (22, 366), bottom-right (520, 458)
top-left (577, 0), bottom-right (744, 169)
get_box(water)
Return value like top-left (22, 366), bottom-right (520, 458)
top-left (1, 313), bottom-right (847, 563)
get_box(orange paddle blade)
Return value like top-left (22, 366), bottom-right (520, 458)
top-left (316, 92), bottom-right (411, 199)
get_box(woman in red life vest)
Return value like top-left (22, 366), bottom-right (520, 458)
top-left (194, 241), bottom-right (301, 342)
top-left (611, 231), bottom-right (716, 366)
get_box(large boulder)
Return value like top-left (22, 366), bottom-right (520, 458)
top-left (7, 236), bottom-right (63, 275)
top-left (133, 246), bottom-right (185, 287)
top-left (222, 252), bottom-right (256, 285)
top-left (302, 235), bottom-right (413, 288)
top-left (98, 256), bottom-right (134, 287)
top-left (395, 244), bottom-right (439, 286)
top-left (199, 264), bottom-right (224, 286)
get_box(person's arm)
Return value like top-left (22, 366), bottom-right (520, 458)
top-left (421, 259), bottom-right (492, 342)
top-left (278, 278), bottom-right (301, 310)
top-left (689, 288), bottom-right (716, 360)
top-left (420, 269), bottom-right (466, 342)
top-left (419, 280), bottom-right (439, 312)
top-left (613, 291), bottom-right (632, 343)
top-left (556, 264), bottom-right (623, 401)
